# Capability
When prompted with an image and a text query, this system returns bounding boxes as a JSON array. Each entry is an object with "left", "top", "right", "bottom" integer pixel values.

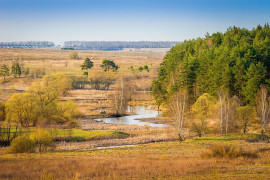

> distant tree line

[
  {"left": 0, "top": 41, "right": 55, "bottom": 48},
  {"left": 63, "top": 41, "right": 180, "bottom": 51}
]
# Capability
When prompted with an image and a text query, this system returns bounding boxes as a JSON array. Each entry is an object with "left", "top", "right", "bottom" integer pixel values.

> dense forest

[
  {"left": 153, "top": 24, "right": 270, "bottom": 106},
  {"left": 0, "top": 41, "right": 55, "bottom": 48},
  {"left": 63, "top": 41, "right": 180, "bottom": 50}
]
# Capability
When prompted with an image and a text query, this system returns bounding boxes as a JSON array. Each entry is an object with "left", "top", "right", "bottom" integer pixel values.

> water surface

[{"left": 95, "top": 106, "right": 166, "bottom": 127}]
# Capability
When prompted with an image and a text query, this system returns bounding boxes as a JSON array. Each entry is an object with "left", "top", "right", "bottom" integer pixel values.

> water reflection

[{"left": 95, "top": 106, "right": 166, "bottom": 127}]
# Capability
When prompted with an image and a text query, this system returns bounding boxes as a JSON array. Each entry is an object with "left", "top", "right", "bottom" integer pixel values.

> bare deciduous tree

[
  {"left": 89, "top": 71, "right": 116, "bottom": 90},
  {"left": 167, "top": 89, "right": 188, "bottom": 141},
  {"left": 237, "top": 106, "right": 254, "bottom": 133},
  {"left": 111, "top": 77, "right": 129, "bottom": 116},
  {"left": 218, "top": 89, "right": 230, "bottom": 134},
  {"left": 256, "top": 85, "right": 270, "bottom": 135}
]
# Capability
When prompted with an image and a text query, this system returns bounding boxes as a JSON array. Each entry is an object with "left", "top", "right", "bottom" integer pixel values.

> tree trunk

[
  {"left": 119, "top": 79, "right": 124, "bottom": 115},
  {"left": 225, "top": 98, "right": 230, "bottom": 134},
  {"left": 178, "top": 128, "right": 183, "bottom": 141},
  {"left": 219, "top": 93, "right": 224, "bottom": 134}
]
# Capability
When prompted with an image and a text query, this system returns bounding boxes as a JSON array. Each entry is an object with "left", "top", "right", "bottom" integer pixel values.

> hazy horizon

[{"left": 1, "top": 0, "right": 270, "bottom": 43}]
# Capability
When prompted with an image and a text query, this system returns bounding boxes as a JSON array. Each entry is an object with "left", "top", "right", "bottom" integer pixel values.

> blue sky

[{"left": 0, "top": 0, "right": 270, "bottom": 44}]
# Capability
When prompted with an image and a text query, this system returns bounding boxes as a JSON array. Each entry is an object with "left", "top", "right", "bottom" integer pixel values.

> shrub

[
  {"left": 7, "top": 129, "right": 56, "bottom": 153},
  {"left": 138, "top": 67, "right": 143, "bottom": 72},
  {"left": 0, "top": 101, "right": 5, "bottom": 121},
  {"left": 71, "top": 76, "right": 88, "bottom": 89},
  {"left": 30, "top": 68, "right": 46, "bottom": 79},
  {"left": 68, "top": 121, "right": 79, "bottom": 128},
  {"left": 7, "top": 135, "right": 35, "bottom": 153},
  {"left": 40, "top": 171, "right": 54, "bottom": 180},
  {"left": 112, "top": 131, "right": 129, "bottom": 138},
  {"left": 70, "top": 136, "right": 85, "bottom": 142},
  {"left": 30, "top": 129, "right": 55, "bottom": 152},
  {"left": 201, "top": 144, "right": 258, "bottom": 159},
  {"left": 69, "top": 52, "right": 80, "bottom": 59},
  {"left": 89, "top": 71, "right": 116, "bottom": 90}
]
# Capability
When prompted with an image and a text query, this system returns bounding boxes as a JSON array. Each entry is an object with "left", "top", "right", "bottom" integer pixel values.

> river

[{"left": 95, "top": 105, "right": 167, "bottom": 127}]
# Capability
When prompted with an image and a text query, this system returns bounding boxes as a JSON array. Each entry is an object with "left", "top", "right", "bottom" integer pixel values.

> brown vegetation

[
  {"left": 201, "top": 144, "right": 258, "bottom": 159},
  {"left": 1, "top": 139, "right": 270, "bottom": 179}
]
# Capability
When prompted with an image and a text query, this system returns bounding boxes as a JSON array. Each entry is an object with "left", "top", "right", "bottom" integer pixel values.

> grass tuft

[{"left": 201, "top": 144, "right": 258, "bottom": 159}]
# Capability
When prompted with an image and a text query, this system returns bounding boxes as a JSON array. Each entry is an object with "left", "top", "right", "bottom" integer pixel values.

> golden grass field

[
  {"left": 1, "top": 134, "right": 270, "bottom": 179},
  {"left": 1, "top": 48, "right": 270, "bottom": 179},
  {"left": 0, "top": 48, "right": 164, "bottom": 104},
  {"left": 0, "top": 48, "right": 164, "bottom": 76}
]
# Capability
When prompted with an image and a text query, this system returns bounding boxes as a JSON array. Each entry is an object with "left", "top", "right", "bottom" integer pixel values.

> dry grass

[
  {"left": 1, "top": 139, "right": 270, "bottom": 179},
  {"left": 0, "top": 157, "right": 219, "bottom": 179},
  {"left": 54, "top": 119, "right": 177, "bottom": 151},
  {"left": 201, "top": 144, "right": 258, "bottom": 159},
  {"left": 0, "top": 48, "right": 164, "bottom": 76},
  {"left": 2, "top": 49, "right": 270, "bottom": 179},
  {"left": 0, "top": 48, "right": 161, "bottom": 116}
]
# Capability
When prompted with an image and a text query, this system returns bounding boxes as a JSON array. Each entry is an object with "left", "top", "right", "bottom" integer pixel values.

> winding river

[{"left": 95, "top": 105, "right": 167, "bottom": 127}]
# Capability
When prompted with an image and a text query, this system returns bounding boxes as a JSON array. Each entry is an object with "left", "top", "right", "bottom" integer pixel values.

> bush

[
  {"left": 201, "top": 144, "right": 258, "bottom": 159},
  {"left": 69, "top": 52, "right": 80, "bottom": 59},
  {"left": 70, "top": 136, "right": 85, "bottom": 142},
  {"left": 30, "top": 68, "right": 46, "bottom": 79},
  {"left": 7, "top": 135, "right": 35, "bottom": 153},
  {"left": 89, "top": 71, "right": 116, "bottom": 90},
  {"left": 0, "top": 101, "right": 5, "bottom": 121},
  {"left": 40, "top": 171, "right": 54, "bottom": 180},
  {"left": 7, "top": 129, "right": 55, "bottom": 153},
  {"left": 71, "top": 76, "right": 88, "bottom": 89},
  {"left": 30, "top": 129, "right": 55, "bottom": 152},
  {"left": 68, "top": 121, "right": 79, "bottom": 128},
  {"left": 112, "top": 131, "right": 129, "bottom": 138}
]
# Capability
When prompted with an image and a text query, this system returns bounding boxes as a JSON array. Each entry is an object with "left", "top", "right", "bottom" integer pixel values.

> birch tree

[
  {"left": 111, "top": 77, "right": 128, "bottom": 116},
  {"left": 256, "top": 85, "right": 270, "bottom": 135},
  {"left": 218, "top": 89, "right": 230, "bottom": 134},
  {"left": 167, "top": 89, "right": 187, "bottom": 141}
]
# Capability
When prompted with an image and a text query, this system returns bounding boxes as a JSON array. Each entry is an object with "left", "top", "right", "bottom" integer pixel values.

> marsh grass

[
  {"left": 201, "top": 144, "right": 258, "bottom": 159},
  {"left": 0, "top": 140, "right": 270, "bottom": 179},
  {"left": 192, "top": 133, "right": 262, "bottom": 143},
  {"left": 0, "top": 48, "right": 163, "bottom": 111}
]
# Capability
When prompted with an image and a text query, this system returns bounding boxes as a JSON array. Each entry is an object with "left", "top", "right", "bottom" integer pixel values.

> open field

[
  {"left": 1, "top": 48, "right": 270, "bottom": 179},
  {"left": 0, "top": 48, "right": 163, "bottom": 108},
  {"left": 0, "top": 48, "right": 164, "bottom": 76},
  {"left": 1, "top": 0, "right": 269, "bottom": 179},
  {"left": 0, "top": 48, "right": 172, "bottom": 152},
  {"left": 1, "top": 134, "right": 270, "bottom": 179}
]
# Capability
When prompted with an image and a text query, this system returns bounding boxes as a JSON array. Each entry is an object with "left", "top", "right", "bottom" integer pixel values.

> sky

[{"left": 0, "top": 0, "right": 270, "bottom": 44}]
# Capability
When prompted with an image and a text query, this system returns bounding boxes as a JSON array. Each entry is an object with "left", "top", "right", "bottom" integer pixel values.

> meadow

[
  {"left": 1, "top": 134, "right": 270, "bottom": 179},
  {"left": 1, "top": 48, "right": 270, "bottom": 179}
]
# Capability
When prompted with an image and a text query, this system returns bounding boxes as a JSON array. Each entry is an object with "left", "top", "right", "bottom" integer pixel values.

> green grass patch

[
  {"left": 1, "top": 127, "right": 129, "bottom": 142},
  {"left": 50, "top": 129, "right": 129, "bottom": 141},
  {"left": 51, "top": 129, "right": 114, "bottom": 138},
  {"left": 191, "top": 133, "right": 261, "bottom": 143}
]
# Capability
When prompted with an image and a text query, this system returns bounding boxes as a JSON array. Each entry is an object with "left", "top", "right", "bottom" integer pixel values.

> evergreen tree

[
  {"left": 152, "top": 25, "right": 270, "bottom": 106},
  {"left": 81, "top": 58, "right": 93, "bottom": 76},
  {"left": 100, "top": 59, "right": 119, "bottom": 72},
  {"left": 243, "top": 62, "right": 266, "bottom": 104},
  {"left": 11, "top": 62, "right": 21, "bottom": 78},
  {"left": 0, "top": 64, "right": 9, "bottom": 80}
]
